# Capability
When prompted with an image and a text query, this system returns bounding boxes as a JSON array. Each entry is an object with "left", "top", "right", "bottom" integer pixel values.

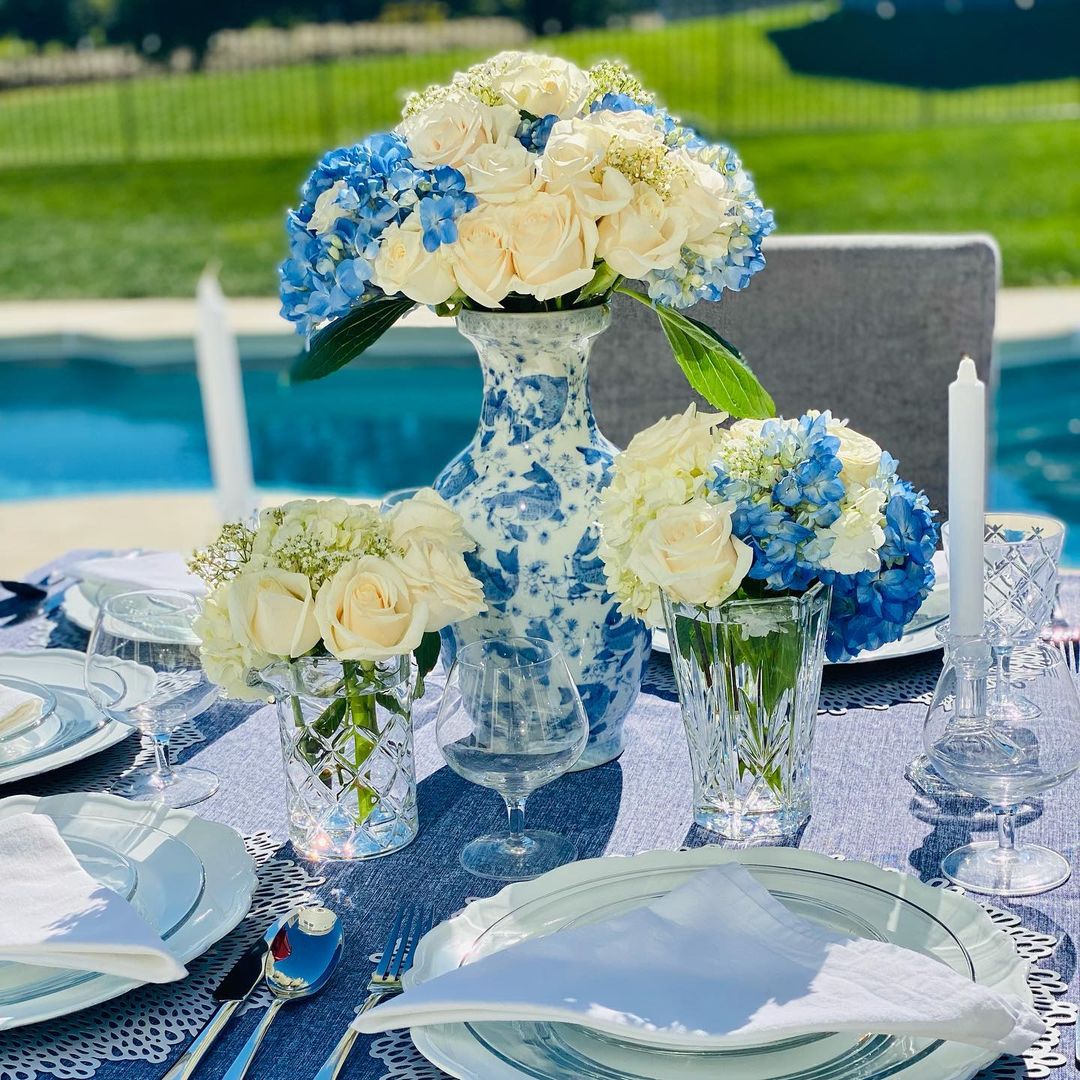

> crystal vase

[
  {"left": 434, "top": 306, "right": 651, "bottom": 770},
  {"left": 663, "top": 582, "right": 831, "bottom": 842},
  {"left": 263, "top": 656, "right": 417, "bottom": 860}
]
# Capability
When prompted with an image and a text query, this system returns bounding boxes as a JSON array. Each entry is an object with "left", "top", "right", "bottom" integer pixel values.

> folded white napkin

[
  {"left": 355, "top": 863, "right": 1045, "bottom": 1056},
  {"left": 0, "top": 685, "right": 42, "bottom": 737},
  {"left": 72, "top": 552, "right": 205, "bottom": 599},
  {"left": 0, "top": 813, "right": 187, "bottom": 983}
]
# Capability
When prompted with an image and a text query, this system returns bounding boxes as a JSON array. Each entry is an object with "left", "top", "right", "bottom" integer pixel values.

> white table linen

[{"left": 0, "top": 813, "right": 187, "bottom": 983}]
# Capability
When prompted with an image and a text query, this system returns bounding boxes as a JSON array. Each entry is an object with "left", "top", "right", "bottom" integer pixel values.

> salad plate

[
  {"left": 0, "top": 792, "right": 255, "bottom": 1029},
  {"left": 409, "top": 847, "right": 1031, "bottom": 1080},
  {"left": 0, "top": 650, "right": 131, "bottom": 784}
]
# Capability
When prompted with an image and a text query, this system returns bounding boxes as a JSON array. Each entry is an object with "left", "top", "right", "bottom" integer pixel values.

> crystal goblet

[
  {"left": 436, "top": 637, "right": 588, "bottom": 881},
  {"left": 85, "top": 590, "right": 219, "bottom": 807},
  {"left": 923, "top": 635, "right": 1080, "bottom": 895}
]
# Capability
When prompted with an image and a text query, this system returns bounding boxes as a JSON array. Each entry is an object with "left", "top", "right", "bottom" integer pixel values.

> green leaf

[
  {"left": 616, "top": 285, "right": 775, "bottom": 419},
  {"left": 375, "top": 691, "right": 408, "bottom": 718},
  {"left": 289, "top": 296, "right": 416, "bottom": 383},
  {"left": 411, "top": 631, "right": 442, "bottom": 700}
]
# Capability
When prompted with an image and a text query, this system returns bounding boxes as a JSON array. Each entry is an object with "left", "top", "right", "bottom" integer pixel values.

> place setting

[{"left": 1, "top": 44, "right": 1078, "bottom": 1080}]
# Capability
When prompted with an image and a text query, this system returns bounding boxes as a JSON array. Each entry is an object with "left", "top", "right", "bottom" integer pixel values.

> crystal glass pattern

[
  {"left": 923, "top": 635, "right": 1080, "bottom": 895},
  {"left": 263, "top": 656, "right": 416, "bottom": 860},
  {"left": 662, "top": 582, "right": 831, "bottom": 842}
]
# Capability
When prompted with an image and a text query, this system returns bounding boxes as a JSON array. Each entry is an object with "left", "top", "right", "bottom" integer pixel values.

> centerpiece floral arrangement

[
  {"left": 599, "top": 406, "right": 938, "bottom": 662},
  {"left": 598, "top": 405, "right": 938, "bottom": 840},
  {"left": 189, "top": 491, "right": 484, "bottom": 858},
  {"left": 280, "top": 49, "right": 775, "bottom": 416}
]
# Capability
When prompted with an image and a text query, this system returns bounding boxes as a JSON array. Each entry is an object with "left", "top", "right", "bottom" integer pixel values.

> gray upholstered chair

[{"left": 590, "top": 234, "right": 1000, "bottom": 517}]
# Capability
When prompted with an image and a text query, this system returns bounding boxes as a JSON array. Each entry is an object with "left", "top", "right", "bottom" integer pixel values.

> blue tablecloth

[{"left": 1, "top": 556, "right": 1076, "bottom": 1080}]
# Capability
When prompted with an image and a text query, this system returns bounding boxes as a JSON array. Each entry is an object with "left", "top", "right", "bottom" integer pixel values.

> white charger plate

[
  {"left": 0, "top": 650, "right": 131, "bottom": 785},
  {"left": 0, "top": 791, "right": 256, "bottom": 1029},
  {"left": 652, "top": 553, "right": 949, "bottom": 665},
  {"left": 408, "top": 847, "right": 1031, "bottom": 1080}
]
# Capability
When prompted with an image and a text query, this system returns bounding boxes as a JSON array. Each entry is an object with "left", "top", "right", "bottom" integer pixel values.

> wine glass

[
  {"left": 437, "top": 637, "right": 588, "bottom": 881},
  {"left": 923, "top": 634, "right": 1080, "bottom": 895},
  {"left": 85, "top": 590, "right": 220, "bottom": 808}
]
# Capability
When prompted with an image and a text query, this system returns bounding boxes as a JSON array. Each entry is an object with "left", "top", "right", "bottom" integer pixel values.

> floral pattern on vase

[{"left": 435, "top": 305, "right": 650, "bottom": 769}]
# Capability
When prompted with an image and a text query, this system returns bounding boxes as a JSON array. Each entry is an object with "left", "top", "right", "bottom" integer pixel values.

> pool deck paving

[{"left": 1, "top": 286, "right": 1077, "bottom": 576}]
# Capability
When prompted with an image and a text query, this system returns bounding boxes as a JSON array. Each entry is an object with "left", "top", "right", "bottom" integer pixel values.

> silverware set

[
  {"left": 162, "top": 902, "right": 431, "bottom": 1080},
  {"left": 313, "top": 905, "right": 434, "bottom": 1080}
]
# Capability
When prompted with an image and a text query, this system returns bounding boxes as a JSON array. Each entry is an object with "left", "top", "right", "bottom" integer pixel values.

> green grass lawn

[
  {"left": 0, "top": 117, "right": 1075, "bottom": 299},
  {"left": 1, "top": 8, "right": 1075, "bottom": 164}
]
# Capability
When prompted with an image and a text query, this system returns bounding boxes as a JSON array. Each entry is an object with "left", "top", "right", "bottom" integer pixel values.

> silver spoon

[{"left": 221, "top": 906, "right": 344, "bottom": 1080}]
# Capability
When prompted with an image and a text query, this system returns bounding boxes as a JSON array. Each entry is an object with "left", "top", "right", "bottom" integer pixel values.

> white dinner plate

[
  {"left": 60, "top": 586, "right": 99, "bottom": 633},
  {"left": 0, "top": 650, "right": 131, "bottom": 785},
  {"left": 409, "top": 847, "right": 1031, "bottom": 1080},
  {"left": 0, "top": 814, "right": 204, "bottom": 1006},
  {"left": 0, "top": 791, "right": 256, "bottom": 1029},
  {"left": 652, "top": 552, "right": 949, "bottom": 665}
]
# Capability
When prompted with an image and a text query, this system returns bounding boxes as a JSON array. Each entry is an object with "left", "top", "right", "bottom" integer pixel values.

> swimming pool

[{"left": 1, "top": 329, "right": 1077, "bottom": 563}]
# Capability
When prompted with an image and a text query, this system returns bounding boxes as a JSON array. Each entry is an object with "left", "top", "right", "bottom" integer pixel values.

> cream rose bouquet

[
  {"left": 599, "top": 406, "right": 939, "bottom": 662},
  {"left": 281, "top": 51, "right": 775, "bottom": 419},
  {"left": 189, "top": 492, "right": 484, "bottom": 819}
]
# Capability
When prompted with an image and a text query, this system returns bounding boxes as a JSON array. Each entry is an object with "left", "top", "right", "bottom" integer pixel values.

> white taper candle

[{"left": 948, "top": 356, "right": 986, "bottom": 637}]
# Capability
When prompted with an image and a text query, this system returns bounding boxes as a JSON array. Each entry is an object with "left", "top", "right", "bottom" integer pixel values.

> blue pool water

[{"left": 1, "top": 331, "right": 1077, "bottom": 563}]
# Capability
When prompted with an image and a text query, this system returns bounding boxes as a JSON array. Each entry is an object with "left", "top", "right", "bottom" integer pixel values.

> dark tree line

[{"left": 0, "top": 0, "right": 652, "bottom": 64}]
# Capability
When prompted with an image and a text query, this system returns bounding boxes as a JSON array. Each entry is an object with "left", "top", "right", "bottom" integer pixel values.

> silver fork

[
  {"left": 1054, "top": 637, "right": 1080, "bottom": 674},
  {"left": 312, "top": 904, "right": 434, "bottom": 1080}
]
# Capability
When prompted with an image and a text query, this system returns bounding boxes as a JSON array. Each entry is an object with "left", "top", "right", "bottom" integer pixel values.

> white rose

[
  {"left": 449, "top": 206, "right": 516, "bottom": 308},
  {"left": 195, "top": 586, "right": 270, "bottom": 701},
  {"left": 308, "top": 180, "right": 350, "bottom": 235},
  {"left": 397, "top": 91, "right": 519, "bottom": 169},
  {"left": 505, "top": 190, "right": 598, "bottom": 302},
  {"left": 387, "top": 487, "right": 474, "bottom": 555},
  {"left": 597, "top": 181, "right": 690, "bottom": 278},
  {"left": 227, "top": 567, "right": 321, "bottom": 659},
  {"left": 624, "top": 405, "right": 726, "bottom": 473},
  {"left": 540, "top": 115, "right": 636, "bottom": 217},
  {"left": 460, "top": 140, "right": 540, "bottom": 205},
  {"left": 827, "top": 420, "right": 884, "bottom": 489},
  {"left": 315, "top": 556, "right": 429, "bottom": 661},
  {"left": 487, "top": 52, "right": 591, "bottom": 119},
  {"left": 669, "top": 150, "right": 737, "bottom": 256},
  {"left": 626, "top": 498, "right": 752, "bottom": 614},
  {"left": 371, "top": 217, "right": 456, "bottom": 306},
  {"left": 391, "top": 543, "right": 485, "bottom": 632}
]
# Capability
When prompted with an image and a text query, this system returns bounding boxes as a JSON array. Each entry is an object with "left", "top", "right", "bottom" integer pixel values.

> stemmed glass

[
  {"left": 85, "top": 590, "right": 220, "bottom": 808},
  {"left": 437, "top": 637, "right": 588, "bottom": 881},
  {"left": 907, "top": 512, "right": 1065, "bottom": 796},
  {"left": 923, "top": 635, "right": 1080, "bottom": 895}
]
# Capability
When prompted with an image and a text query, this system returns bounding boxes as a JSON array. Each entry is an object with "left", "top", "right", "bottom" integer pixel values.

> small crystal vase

[
  {"left": 662, "top": 582, "right": 831, "bottom": 842},
  {"left": 263, "top": 656, "right": 417, "bottom": 860}
]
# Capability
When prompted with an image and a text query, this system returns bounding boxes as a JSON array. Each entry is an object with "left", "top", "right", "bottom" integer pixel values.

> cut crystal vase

[
  {"left": 263, "top": 655, "right": 417, "bottom": 860},
  {"left": 663, "top": 582, "right": 831, "bottom": 842}
]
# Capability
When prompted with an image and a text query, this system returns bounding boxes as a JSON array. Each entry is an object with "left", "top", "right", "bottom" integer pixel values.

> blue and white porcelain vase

[{"left": 435, "top": 305, "right": 650, "bottom": 769}]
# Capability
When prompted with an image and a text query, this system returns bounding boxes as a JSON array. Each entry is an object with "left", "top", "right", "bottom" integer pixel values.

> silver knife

[{"left": 161, "top": 915, "right": 288, "bottom": 1080}]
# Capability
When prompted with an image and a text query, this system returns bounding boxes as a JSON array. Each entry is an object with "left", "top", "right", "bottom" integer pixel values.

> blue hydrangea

[
  {"left": 279, "top": 132, "right": 476, "bottom": 339},
  {"left": 517, "top": 113, "right": 559, "bottom": 154},
  {"left": 712, "top": 413, "right": 939, "bottom": 661},
  {"left": 645, "top": 143, "right": 774, "bottom": 310}
]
